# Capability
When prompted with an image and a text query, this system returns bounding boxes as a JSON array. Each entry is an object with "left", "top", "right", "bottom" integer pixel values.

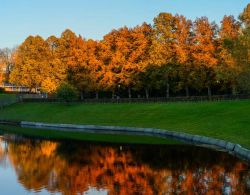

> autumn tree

[
  {"left": 122, "top": 23, "right": 153, "bottom": 98},
  {"left": 149, "top": 14, "right": 194, "bottom": 97},
  {"left": 83, "top": 39, "right": 104, "bottom": 99},
  {"left": 10, "top": 36, "right": 51, "bottom": 92},
  {"left": 149, "top": 13, "right": 176, "bottom": 98},
  {"left": 101, "top": 23, "right": 152, "bottom": 98},
  {"left": 9, "top": 35, "right": 67, "bottom": 93},
  {"left": 101, "top": 27, "right": 132, "bottom": 98},
  {"left": 41, "top": 35, "right": 68, "bottom": 93},
  {"left": 58, "top": 29, "right": 81, "bottom": 69},
  {"left": 69, "top": 38, "right": 104, "bottom": 99},
  {"left": 191, "top": 17, "right": 218, "bottom": 97},
  {"left": 217, "top": 15, "right": 241, "bottom": 95},
  {"left": 173, "top": 15, "right": 193, "bottom": 97},
  {"left": 98, "top": 38, "right": 116, "bottom": 98},
  {"left": 239, "top": 3, "right": 250, "bottom": 28},
  {"left": 62, "top": 33, "right": 88, "bottom": 98}
]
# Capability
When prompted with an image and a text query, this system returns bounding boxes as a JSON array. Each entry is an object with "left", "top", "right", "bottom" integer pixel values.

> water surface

[{"left": 0, "top": 133, "right": 249, "bottom": 194}]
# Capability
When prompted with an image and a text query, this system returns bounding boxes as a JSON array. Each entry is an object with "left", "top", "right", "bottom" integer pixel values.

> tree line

[{"left": 1, "top": 4, "right": 250, "bottom": 99}]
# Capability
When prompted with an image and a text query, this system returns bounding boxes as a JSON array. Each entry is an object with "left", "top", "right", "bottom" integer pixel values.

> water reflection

[{"left": 0, "top": 134, "right": 249, "bottom": 194}]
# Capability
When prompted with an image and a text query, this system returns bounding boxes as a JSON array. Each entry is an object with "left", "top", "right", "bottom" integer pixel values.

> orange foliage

[{"left": 8, "top": 3, "right": 250, "bottom": 96}]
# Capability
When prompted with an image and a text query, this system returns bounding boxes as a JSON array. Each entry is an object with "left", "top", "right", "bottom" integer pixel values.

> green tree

[
  {"left": 216, "top": 15, "right": 241, "bottom": 95},
  {"left": 233, "top": 28, "right": 250, "bottom": 93},
  {"left": 56, "top": 82, "right": 78, "bottom": 102}
]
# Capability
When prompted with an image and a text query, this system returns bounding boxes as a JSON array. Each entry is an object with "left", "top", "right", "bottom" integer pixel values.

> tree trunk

[
  {"left": 80, "top": 91, "right": 84, "bottom": 100},
  {"left": 166, "top": 83, "right": 170, "bottom": 98},
  {"left": 207, "top": 86, "right": 212, "bottom": 99},
  {"left": 145, "top": 88, "right": 149, "bottom": 99},
  {"left": 95, "top": 91, "right": 99, "bottom": 99},
  {"left": 112, "top": 91, "right": 115, "bottom": 99},
  {"left": 232, "top": 84, "right": 237, "bottom": 96},
  {"left": 128, "top": 87, "right": 131, "bottom": 99},
  {"left": 185, "top": 86, "right": 189, "bottom": 97}
]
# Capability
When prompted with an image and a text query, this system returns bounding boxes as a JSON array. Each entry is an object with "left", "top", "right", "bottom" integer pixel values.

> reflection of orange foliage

[
  {"left": 0, "top": 137, "right": 4, "bottom": 161},
  {"left": 3, "top": 137, "right": 250, "bottom": 195},
  {"left": 40, "top": 142, "right": 57, "bottom": 157}
]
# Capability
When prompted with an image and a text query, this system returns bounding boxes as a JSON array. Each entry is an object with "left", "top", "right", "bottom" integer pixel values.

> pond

[{"left": 0, "top": 132, "right": 249, "bottom": 195}]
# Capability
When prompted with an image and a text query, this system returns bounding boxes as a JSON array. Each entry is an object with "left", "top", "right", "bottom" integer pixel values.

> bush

[
  {"left": 237, "top": 70, "right": 250, "bottom": 93},
  {"left": 56, "top": 83, "right": 78, "bottom": 103},
  {"left": 0, "top": 87, "right": 5, "bottom": 93}
]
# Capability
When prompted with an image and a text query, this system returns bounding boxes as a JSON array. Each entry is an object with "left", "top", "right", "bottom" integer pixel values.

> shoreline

[{"left": 0, "top": 119, "right": 249, "bottom": 163}]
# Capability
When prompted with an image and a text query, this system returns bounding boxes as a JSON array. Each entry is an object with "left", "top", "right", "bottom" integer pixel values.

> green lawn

[
  {"left": 0, "top": 100, "right": 249, "bottom": 148},
  {"left": 0, "top": 93, "right": 16, "bottom": 101}
]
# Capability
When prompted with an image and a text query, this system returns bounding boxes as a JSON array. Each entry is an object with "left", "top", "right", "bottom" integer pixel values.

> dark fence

[
  {"left": 0, "top": 96, "right": 20, "bottom": 109},
  {"left": 21, "top": 94, "right": 250, "bottom": 103}
]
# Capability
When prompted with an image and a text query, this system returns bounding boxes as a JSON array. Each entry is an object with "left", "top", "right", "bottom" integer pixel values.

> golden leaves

[{"left": 8, "top": 4, "right": 250, "bottom": 95}]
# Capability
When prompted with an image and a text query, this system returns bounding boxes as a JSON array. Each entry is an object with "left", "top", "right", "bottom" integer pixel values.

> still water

[{"left": 0, "top": 133, "right": 249, "bottom": 195}]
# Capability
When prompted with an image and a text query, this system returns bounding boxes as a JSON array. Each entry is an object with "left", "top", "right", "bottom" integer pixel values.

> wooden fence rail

[{"left": 20, "top": 94, "right": 250, "bottom": 103}]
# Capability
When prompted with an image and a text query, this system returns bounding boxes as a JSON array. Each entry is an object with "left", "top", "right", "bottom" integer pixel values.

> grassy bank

[
  {"left": 0, "top": 125, "right": 181, "bottom": 145},
  {"left": 0, "top": 100, "right": 249, "bottom": 147},
  {"left": 0, "top": 93, "right": 16, "bottom": 101}
]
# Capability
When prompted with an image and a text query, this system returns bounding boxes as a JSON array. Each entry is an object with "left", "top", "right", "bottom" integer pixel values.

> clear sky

[{"left": 0, "top": 0, "right": 249, "bottom": 48}]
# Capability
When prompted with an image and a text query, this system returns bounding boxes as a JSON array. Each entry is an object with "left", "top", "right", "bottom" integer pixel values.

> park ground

[
  {"left": 0, "top": 93, "right": 16, "bottom": 101},
  {"left": 0, "top": 99, "right": 249, "bottom": 148}
]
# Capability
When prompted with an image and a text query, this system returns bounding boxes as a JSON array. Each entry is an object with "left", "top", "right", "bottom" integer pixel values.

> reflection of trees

[
  {"left": 0, "top": 136, "right": 8, "bottom": 167},
  {"left": 0, "top": 137, "right": 5, "bottom": 164},
  {"left": 7, "top": 138, "right": 63, "bottom": 193},
  {"left": 3, "top": 137, "right": 250, "bottom": 195},
  {"left": 132, "top": 145, "right": 250, "bottom": 194}
]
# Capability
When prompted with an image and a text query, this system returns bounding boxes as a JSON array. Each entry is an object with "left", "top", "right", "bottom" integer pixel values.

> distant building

[{"left": 0, "top": 83, "right": 30, "bottom": 93}]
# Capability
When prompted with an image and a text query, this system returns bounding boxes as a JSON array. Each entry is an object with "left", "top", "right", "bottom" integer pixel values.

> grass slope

[
  {"left": 0, "top": 125, "right": 181, "bottom": 145},
  {"left": 0, "top": 93, "right": 16, "bottom": 101},
  {"left": 0, "top": 100, "right": 249, "bottom": 147}
]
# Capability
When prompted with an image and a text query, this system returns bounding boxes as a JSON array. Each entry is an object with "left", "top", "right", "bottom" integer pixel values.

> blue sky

[{"left": 0, "top": 0, "right": 249, "bottom": 48}]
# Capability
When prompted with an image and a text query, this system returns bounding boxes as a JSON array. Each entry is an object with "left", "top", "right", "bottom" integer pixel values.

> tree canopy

[{"left": 7, "top": 3, "right": 250, "bottom": 98}]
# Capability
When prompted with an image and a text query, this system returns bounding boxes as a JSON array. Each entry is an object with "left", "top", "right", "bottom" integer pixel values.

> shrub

[
  {"left": 56, "top": 83, "right": 78, "bottom": 103},
  {"left": 0, "top": 87, "right": 5, "bottom": 93}
]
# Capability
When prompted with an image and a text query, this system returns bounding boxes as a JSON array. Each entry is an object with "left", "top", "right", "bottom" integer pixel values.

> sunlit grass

[{"left": 0, "top": 100, "right": 249, "bottom": 148}]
